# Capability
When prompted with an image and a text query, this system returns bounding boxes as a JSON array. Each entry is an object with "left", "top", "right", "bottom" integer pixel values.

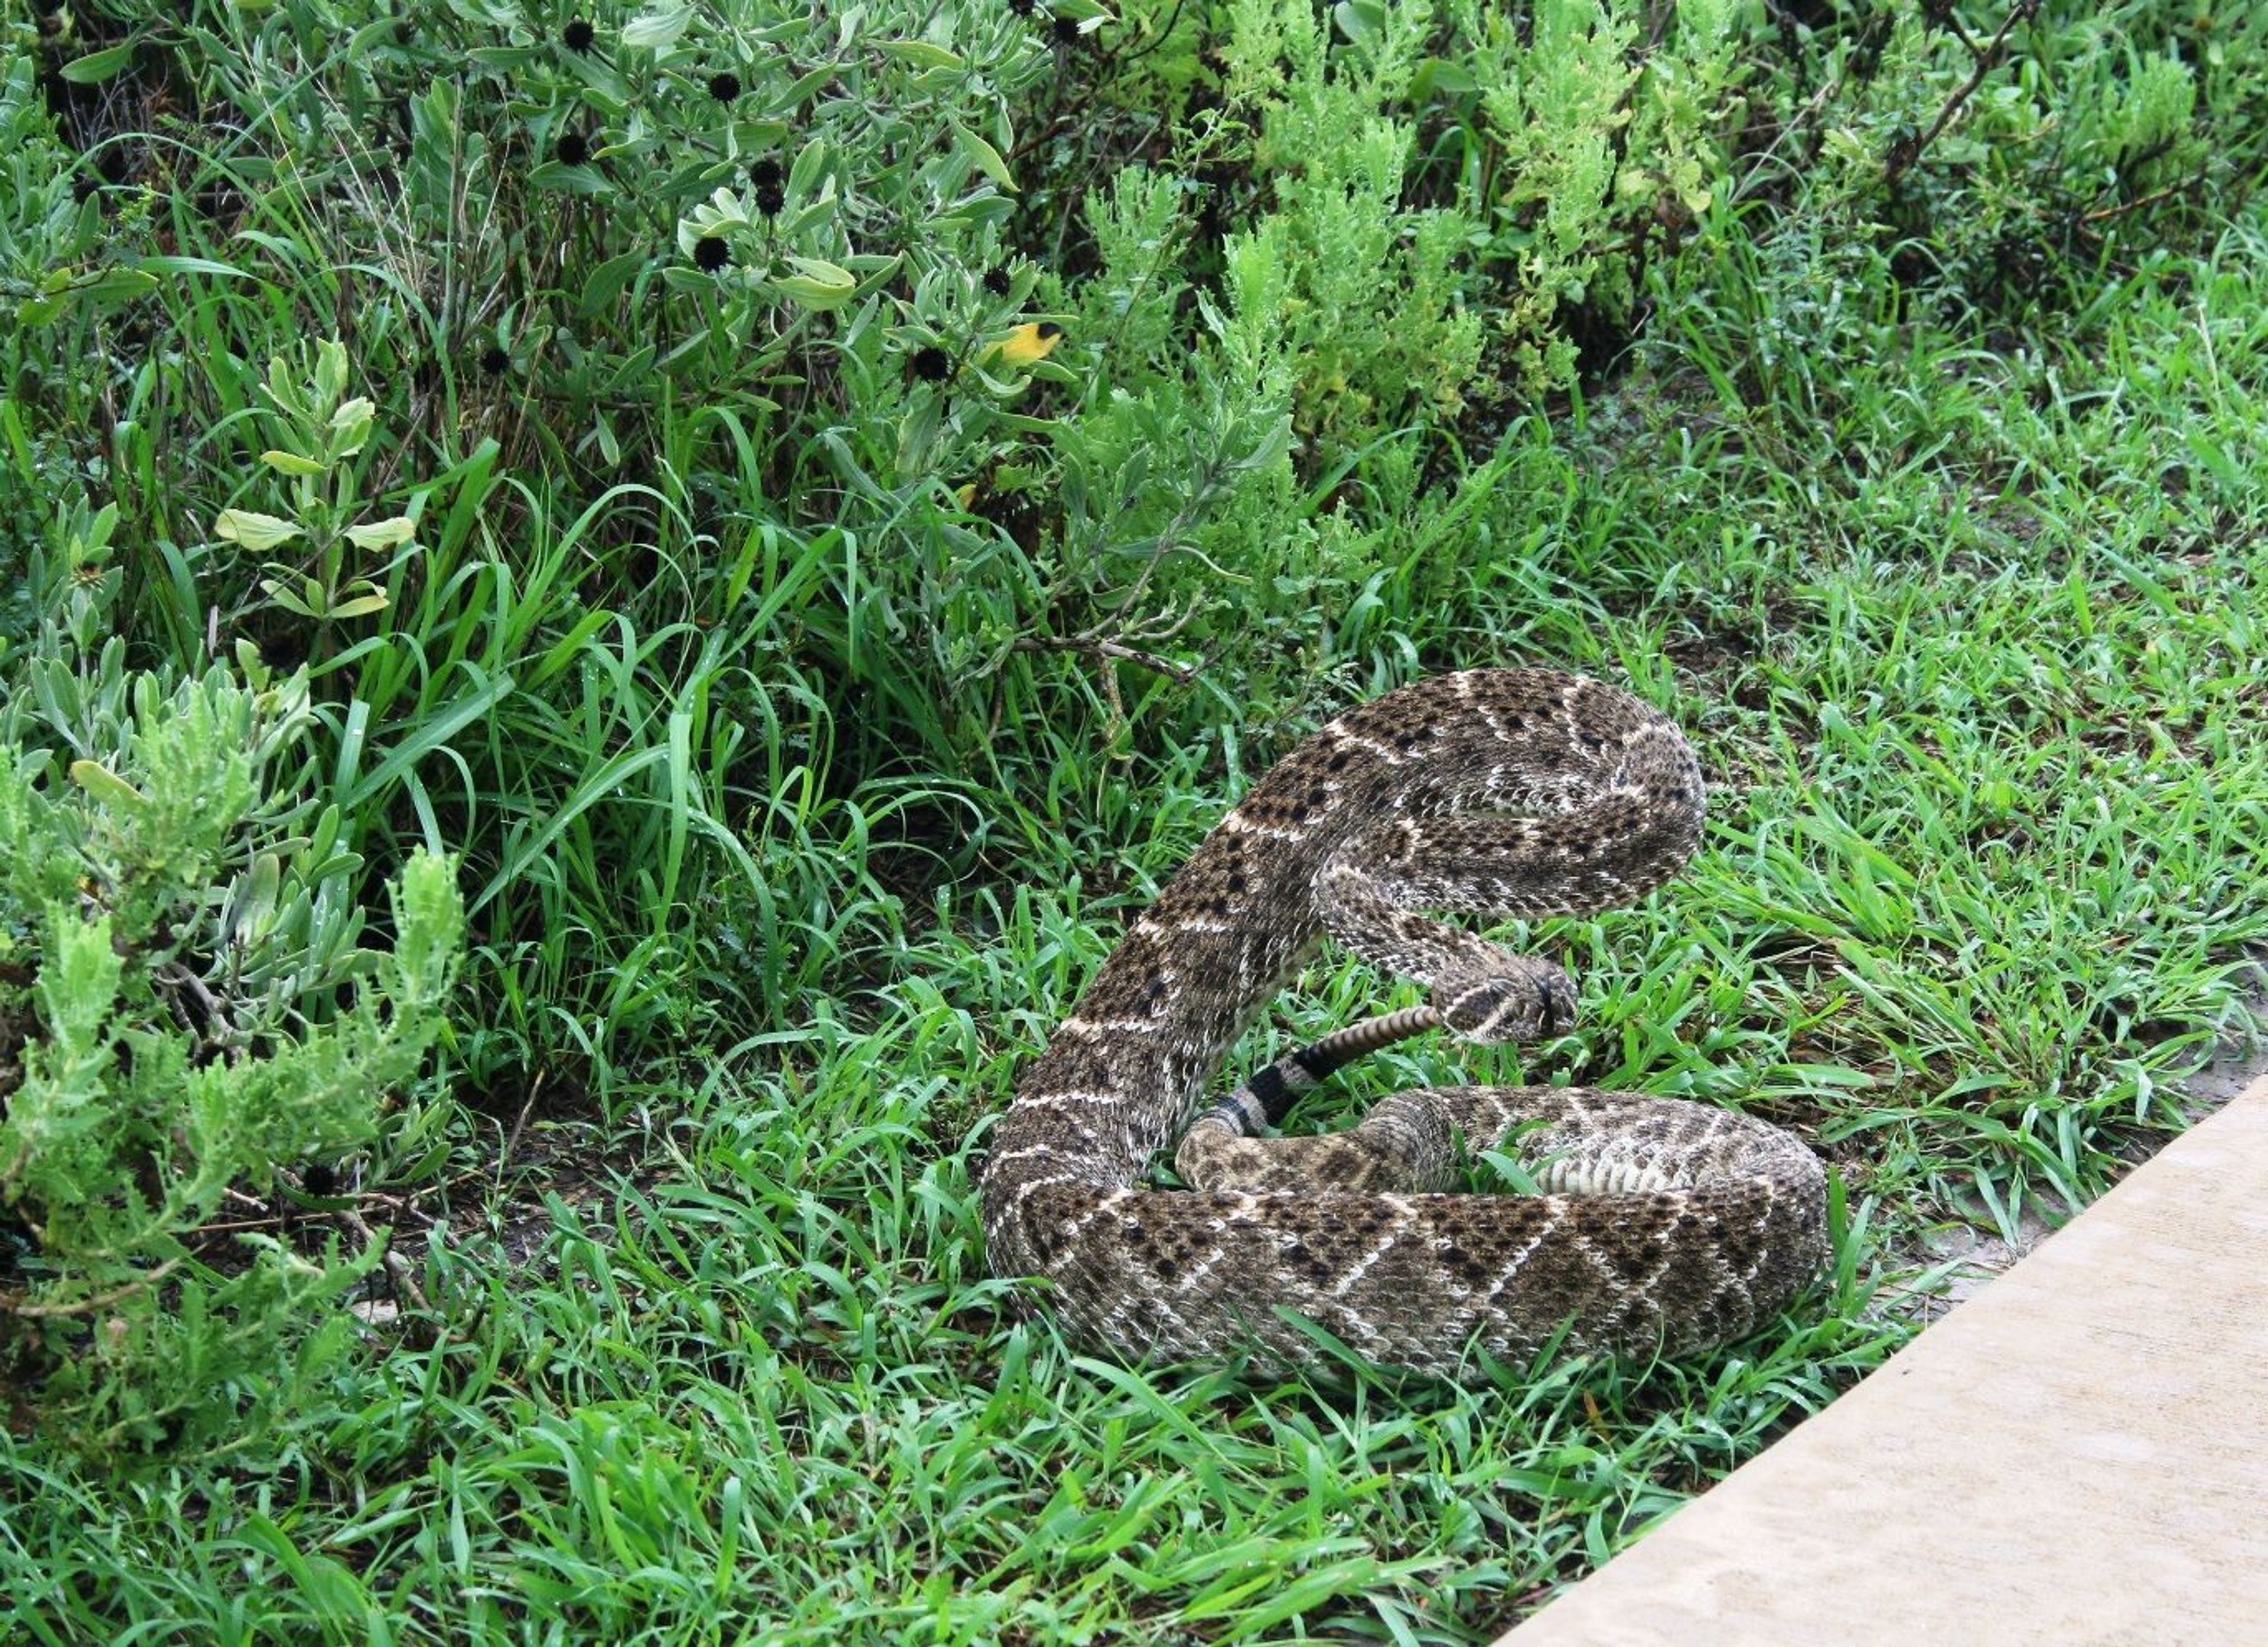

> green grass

[
  {"left": 8, "top": 1, "right": 2268, "bottom": 1640},
  {"left": 15, "top": 217, "right": 2268, "bottom": 1638}
]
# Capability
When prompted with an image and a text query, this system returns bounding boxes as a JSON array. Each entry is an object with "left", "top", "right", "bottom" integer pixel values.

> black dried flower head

[
  {"left": 556, "top": 131, "right": 590, "bottom": 165},
  {"left": 750, "top": 157, "right": 787, "bottom": 214},
  {"left": 708, "top": 70, "right": 742, "bottom": 102},
  {"left": 562, "top": 17, "right": 594, "bottom": 50},
  {"left": 1050, "top": 14, "right": 1082, "bottom": 44},
  {"left": 1007, "top": 0, "right": 1036, "bottom": 14},
  {"left": 911, "top": 347, "right": 951, "bottom": 382},
  {"left": 983, "top": 267, "right": 1014, "bottom": 295},
  {"left": 480, "top": 346, "right": 511, "bottom": 375},
  {"left": 693, "top": 235, "right": 731, "bottom": 271}
]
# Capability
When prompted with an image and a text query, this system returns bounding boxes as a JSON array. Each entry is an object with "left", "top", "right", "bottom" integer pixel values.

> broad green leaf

[
  {"left": 314, "top": 340, "right": 348, "bottom": 406},
  {"left": 328, "top": 396, "right": 375, "bottom": 457},
  {"left": 60, "top": 42, "right": 139, "bottom": 83},
  {"left": 773, "top": 256, "right": 856, "bottom": 310},
  {"left": 344, "top": 516, "right": 417, "bottom": 551},
  {"left": 261, "top": 450, "right": 330, "bottom": 477},
  {"left": 953, "top": 124, "right": 1018, "bottom": 193},
  {"left": 215, "top": 509, "right": 303, "bottom": 551},
  {"left": 74, "top": 268, "right": 159, "bottom": 308},
  {"left": 136, "top": 255, "right": 252, "bottom": 278},
  {"left": 264, "top": 355, "right": 304, "bottom": 418},
  {"left": 258, "top": 577, "right": 320, "bottom": 618},
  {"left": 1333, "top": 0, "right": 1385, "bottom": 49},
  {"left": 621, "top": 2, "right": 692, "bottom": 50},
  {"left": 228, "top": 852, "right": 283, "bottom": 946},
  {"left": 69, "top": 760, "right": 149, "bottom": 810},
  {"left": 876, "top": 40, "right": 964, "bottom": 69}
]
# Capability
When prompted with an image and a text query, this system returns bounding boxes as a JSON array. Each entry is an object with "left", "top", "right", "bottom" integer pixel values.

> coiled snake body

[{"left": 979, "top": 670, "right": 1825, "bottom": 1378}]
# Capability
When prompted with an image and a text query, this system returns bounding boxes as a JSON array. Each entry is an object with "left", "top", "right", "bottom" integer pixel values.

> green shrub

[
  {"left": 12, "top": 0, "right": 2259, "bottom": 1121},
  {"left": 31, "top": 0, "right": 1078, "bottom": 773},
  {"left": 0, "top": 39, "right": 162, "bottom": 637},
  {"left": 1805, "top": 0, "right": 2250, "bottom": 310},
  {"left": 1214, "top": 0, "right": 1485, "bottom": 436},
  {"left": 964, "top": 0, "right": 1752, "bottom": 705},
  {"left": 1452, "top": 0, "right": 1746, "bottom": 389},
  {"left": 1657, "top": 0, "right": 2260, "bottom": 425},
  {"left": 0, "top": 643, "right": 463, "bottom": 1457}
]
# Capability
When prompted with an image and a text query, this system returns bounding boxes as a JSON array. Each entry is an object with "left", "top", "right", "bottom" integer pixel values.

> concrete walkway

[{"left": 1501, "top": 1074, "right": 2268, "bottom": 1647}]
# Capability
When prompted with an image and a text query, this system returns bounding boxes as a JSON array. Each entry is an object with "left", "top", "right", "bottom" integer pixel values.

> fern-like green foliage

[
  {"left": 0, "top": 655, "right": 463, "bottom": 1457},
  {"left": 1216, "top": 0, "right": 1487, "bottom": 437}
]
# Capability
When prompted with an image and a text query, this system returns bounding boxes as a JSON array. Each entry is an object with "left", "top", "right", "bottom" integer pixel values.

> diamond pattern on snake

[{"left": 977, "top": 669, "right": 1826, "bottom": 1379}]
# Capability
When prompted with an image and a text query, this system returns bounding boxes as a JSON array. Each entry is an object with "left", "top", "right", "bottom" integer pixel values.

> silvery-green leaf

[{"left": 215, "top": 509, "right": 303, "bottom": 551}]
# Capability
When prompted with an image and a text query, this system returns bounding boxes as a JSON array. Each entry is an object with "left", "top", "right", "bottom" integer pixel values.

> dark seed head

[
  {"left": 562, "top": 18, "right": 594, "bottom": 50},
  {"left": 753, "top": 184, "right": 785, "bottom": 216},
  {"left": 708, "top": 70, "right": 742, "bottom": 102},
  {"left": 983, "top": 267, "right": 1012, "bottom": 295},
  {"left": 750, "top": 156, "right": 784, "bottom": 187},
  {"left": 911, "top": 347, "right": 951, "bottom": 382},
  {"left": 693, "top": 235, "right": 731, "bottom": 271},
  {"left": 1008, "top": 0, "right": 1035, "bottom": 14},
  {"left": 1050, "top": 14, "right": 1082, "bottom": 43},
  {"left": 556, "top": 131, "right": 589, "bottom": 165},
  {"left": 480, "top": 346, "right": 511, "bottom": 375}
]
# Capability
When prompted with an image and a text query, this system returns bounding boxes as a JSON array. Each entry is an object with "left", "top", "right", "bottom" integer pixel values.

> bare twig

[
  {"left": 4, "top": 1259, "right": 183, "bottom": 1319},
  {"left": 1012, "top": 634, "right": 1204, "bottom": 683},
  {"left": 498, "top": 1068, "right": 548, "bottom": 1179},
  {"left": 2081, "top": 180, "right": 2194, "bottom": 225},
  {"left": 337, "top": 1202, "right": 429, "bottom": 1314}
]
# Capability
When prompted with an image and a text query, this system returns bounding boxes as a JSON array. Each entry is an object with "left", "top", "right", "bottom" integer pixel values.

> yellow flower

[{"left": 980, "top": 322, "right": 1064, "bottom": 370}]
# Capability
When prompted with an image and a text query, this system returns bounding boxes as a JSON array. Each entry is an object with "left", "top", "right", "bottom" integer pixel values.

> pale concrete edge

[{"left": 1488, "top": 1069, "right": 2268, "bottom": 1644}]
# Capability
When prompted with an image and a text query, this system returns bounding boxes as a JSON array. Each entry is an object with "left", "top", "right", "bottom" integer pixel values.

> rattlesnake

[{"left": 977, "top": 669, "right": 1826, "bottom": 1379}]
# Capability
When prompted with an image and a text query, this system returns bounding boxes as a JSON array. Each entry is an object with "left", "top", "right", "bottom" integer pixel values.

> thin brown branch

[
  {"left": 4, "top": 1259, "right": 183, "bottom": 1319},
  {"left": 2081, "top": 181, "right": 2192, "bottom": 225},
  {"left": 498, "top": 1068, "right": 548, "bottom": 1179},
  {"left": 336, "top": 1203, "right": 429, "bottom": 1314},
  {"left": 1012, "top": 634, "right": 1204, "bottom": 683},
  {"left": 1885, "top": 0, "right": 2041, "bottom": 187}
]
